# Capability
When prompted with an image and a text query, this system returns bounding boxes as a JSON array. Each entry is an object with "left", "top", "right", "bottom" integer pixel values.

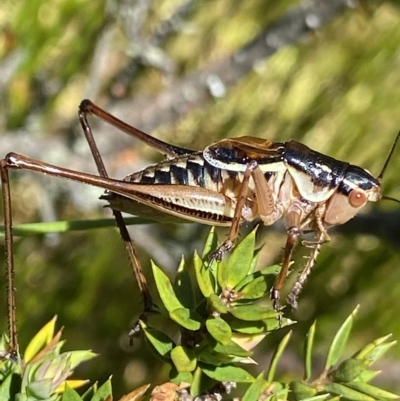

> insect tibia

[{"left": 287, "top": 235, "right": 322, "bottom": 308}]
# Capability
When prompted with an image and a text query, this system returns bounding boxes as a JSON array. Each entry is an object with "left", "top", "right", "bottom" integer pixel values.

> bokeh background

[{"left": 1, "top": 0, "right": 400, "bottom": 397}]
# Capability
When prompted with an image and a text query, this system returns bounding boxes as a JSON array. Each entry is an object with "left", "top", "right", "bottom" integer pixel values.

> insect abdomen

[{"left": 126, "top": 152, "right": 238, "bottom": 193}]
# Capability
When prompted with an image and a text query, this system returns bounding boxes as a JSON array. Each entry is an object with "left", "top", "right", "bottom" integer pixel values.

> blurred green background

[{"left": 1, "top": 0, "right": 400, "bottom": 397}]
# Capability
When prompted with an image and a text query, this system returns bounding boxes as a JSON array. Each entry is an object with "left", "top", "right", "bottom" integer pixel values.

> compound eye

[{"left": 349, "top": 188, "right": 368, "bottom": 207}]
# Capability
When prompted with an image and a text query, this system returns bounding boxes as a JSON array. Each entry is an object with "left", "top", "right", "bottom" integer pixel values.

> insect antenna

[
  {"left": 376, "top": 131, "right": 400, "bottom": 203},
  {"left": 381, "top": 195, "right": 400, "bottom": 204},
  {"left": 377, "top": 130, "right": 400, "bottom": 181}
]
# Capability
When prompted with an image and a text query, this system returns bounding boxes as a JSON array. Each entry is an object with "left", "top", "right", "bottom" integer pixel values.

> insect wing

[{"left": 106, "top": 182, "right": 235, "bottom": 226}]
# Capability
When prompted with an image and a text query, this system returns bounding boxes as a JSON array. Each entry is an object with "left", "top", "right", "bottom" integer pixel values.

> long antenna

[
  {"left": 382, "top": 195, "right": 400, "bottom": 204},
  {"left": 377, "top": 131, "right": 400, "bottom": 181}
]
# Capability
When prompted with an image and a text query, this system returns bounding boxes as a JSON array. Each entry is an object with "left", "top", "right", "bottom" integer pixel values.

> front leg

[
  {"left": 271, "top": 220, "right": 301, "bottom": 311},
  {"left": 270, "top": 200, "right": 315, "bottom": 311}
]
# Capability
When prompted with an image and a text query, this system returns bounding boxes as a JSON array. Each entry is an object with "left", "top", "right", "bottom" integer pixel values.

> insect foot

[{"left": 209, "top": 239, "right": 235, "bottom": 263}]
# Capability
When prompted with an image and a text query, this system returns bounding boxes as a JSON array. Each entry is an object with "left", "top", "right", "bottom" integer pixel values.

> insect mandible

[{"left": 1, "top": 100, "right": 398, "bottom": 358}]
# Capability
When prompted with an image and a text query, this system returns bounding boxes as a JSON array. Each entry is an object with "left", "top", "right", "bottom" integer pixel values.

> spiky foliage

[{"left": 1, "top": 229, "right": 398, "bottom": 400}]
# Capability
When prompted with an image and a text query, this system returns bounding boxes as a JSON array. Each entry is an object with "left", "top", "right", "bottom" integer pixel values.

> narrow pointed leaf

[
  {"left": 345, "top": 381, "right": 399, "bottom": 399},
  {"left": 202, "top": 228, "right": 219, "bottom": 259},
  {"left": 234, "top": 265, "right": 280, "bottom": 292},
  {"left": 324, "top": 383, "right": 374, "bottom": 401},
  {"left": 300, "top": 395, "right": 330, "bottom": 401},
  {"left": 218, "top": 229, "right": 256, "bottom": 289},
  {"left": 119, "top": 384, "right": 151, "bottom": 401},
  {"left": 24, "top": 316, "right": 57, "bottom": 363},
  {"left": 332, "top": 358, "right": 368, "bottom": 382},
  {"left": 0, "top": 217, "right": 153, "bottom": 236},
  {"left": 210, "top": 339, "right": 252, "bottom": 357},
  {"left": 61, "top": 380, "right": 90, "bottom": 391},
  {"left": 354, "top": 335, "right": 395, "bottom": 364},
  {"left": 326, "top": 305, "right": 359, "bottom": 369},
  {"left": 91, "top": 378, "right": 113, "bottom": 401},
  {"left": 200, "top": 363, "right": 254, "bottom": 382},
  {"left": 152, "top": 262, "right": 184, "bottom": 312},
  {"left": 354, "top": 334, "right": 392, "bottom": 358},
  {"left": 354, "top": 369, "right": 379, "bottom": 382},
  {"left": 239, "top": 276, "right": 270, "bottom": 300},
  {"left": 304, "top": 321, "right": 316, "bottom": 381},
  {"left": 267, "top": 331, "right": 292, "bottom": 382},
  {"left": 169, "top": 308, "right": 202, "bottom": 330},
  {"left": 191, "top": 367, "right": 202, "bottom": 397},
  {"left": 231, "top": 332, "right": 267, "bottom": 351},
  {"left": 193, "top": 251, "right": 215, "bottom": 298},
  {"left": 69, "top": 350, "right": 97, "bottom": 370},
  {"left": 141, "top": 322, "right": 174, "bottom": 357},
  {"left": 174, "top": 257, "right": 196, "bottom": 309},
  {"left": 61, "top": 384, "right": 82, "bottom": 401},
  {"left": 243, "top": 372, "right": 265, "bottom": 401}
]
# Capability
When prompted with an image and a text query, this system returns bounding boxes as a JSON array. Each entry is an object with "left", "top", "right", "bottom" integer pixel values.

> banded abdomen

[{"left": 104, "top": 151, "right": 285, "bottom": 226}]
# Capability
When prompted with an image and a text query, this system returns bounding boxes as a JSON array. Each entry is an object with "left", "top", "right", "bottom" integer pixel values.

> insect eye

[{"left": 349, "top": 188, "right": 368, "bottom": 207}]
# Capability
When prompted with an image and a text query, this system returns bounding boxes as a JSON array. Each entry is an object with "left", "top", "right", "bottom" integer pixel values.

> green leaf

[
  {"left": 231, "top": 332, "right": 267, "bottom": 352},
  {"left": 234, "top": 265, "right": 280, "bottom": 291},
  {"left": 299, "top": 395, "right": 330, "bottom": 401},
  {"left": 304, "top": 321, "right": 316, "bottom": 381},
  {"left": 193, "top": 251, "right": 215, "bottom": 298},
  {"left": 141, "top": 322, "right": 174, "bottom": 357},
  {"left": 218, "top": 228, "right": 256, "bottom": 289},
  {"left": 0, "top": 372, "right": 14, "bottom": 400},
  {"left": 0, "top": 216, "right": 154, "bottom": 236},
  {"left": 196, "top": 349, "right": 234, "bottom": 366},
  {"left": 169, "top": 369, "right": 193, "bottom": 385},
  {"left": 174, "top": 257, "right": 196, "bottom": 309},
  {"left": 200, "top": 363, "right": 254, "bottom": 382},
  {"left": 202, "top": 227, "right": 219, "bottom": 260},
  {"left": 354, "top": 369, "right": 379, "bottom": 382},
  {"left": 171, "top": 346, "right": 197, "bottom": 372},
  {"left": 208, "top": 293, "right": 228, "bottom": 313},
  {"left": 62, "top": 384, "right": 82, "bottom": 401},
  {"left": 267, "top": 331, "right": 292, "bottom": 382},
  {"left": 324, "top": 383, "right": 375, "bottom": 401},
  {"left": 326, "top": 305, "right": 359, "bottom": 369},
  {"left": 345, "top": 381, "right": 399, "bottom": 399},
  {"left": 231, "top": 304, "right": 277, "bottom": 321},
  {"left": 230, "top": 317, "right": 294, "bottom": 334},
  {"left": 90, "top": 378, "right": 113, "bottom": 401},
  {"left": 332, "top": 358, "right": 368, "bottom": 382},
  {"left": 169, "top": 308, "right": 202, "bottom": 330},
  {"left": 238, "top": 275, "right": 269, "bottom": 300},
  {"left": 27, "top": 378, "right": 53, "bottom": 399},
  {"left": 24, "top": 316, "right": 57, "bottom": 363},
  {"left": 191, "top": 367, "right": 202, "bottom": 397},
  {"left": 354, "top": 334, "right": 395, "bottom": 364},
  {"left": 288, "top": 381, "right": 317, "bottom": 401},
  {"left": 210, "top": 338, "right": 252, "bottom": 357},
  {"left": 243, "top": 372, "right": 265, "bottom": 401},
  {"left": 152, "top": 261, "right": 184, "bottom": 312},
  {"left": 69, "top": 350, "right": 97, "bottom": 370},
  {"left": 206, "top": 317, "right": 232, "bottom": 345}
]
